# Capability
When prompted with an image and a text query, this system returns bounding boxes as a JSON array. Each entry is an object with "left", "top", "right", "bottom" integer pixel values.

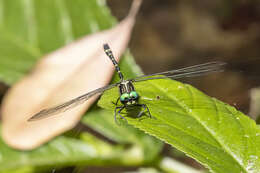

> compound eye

[
  {"left": 120, "top": 93, "right": 130, "bottom": 102},
  {"left": 130, "top": 91, "right": 139, "bottom": 99}
]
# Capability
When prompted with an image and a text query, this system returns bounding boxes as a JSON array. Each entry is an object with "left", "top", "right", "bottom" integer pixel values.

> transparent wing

[
  {"left": 131, "top": 61, "right": 226, "bottom": 82},
  {"left": 28, "top": 83, "right": 119, "bottom": 121}
]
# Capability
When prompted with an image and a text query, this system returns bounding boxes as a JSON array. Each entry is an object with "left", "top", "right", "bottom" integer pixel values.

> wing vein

[{"left": 28, "top": 83, "right": 118, "bottom": 121}]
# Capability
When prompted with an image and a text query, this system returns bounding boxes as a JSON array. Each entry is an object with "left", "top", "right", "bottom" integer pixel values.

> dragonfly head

[{"left": 120, "top": 91, "right": 139, "bottom": 105}]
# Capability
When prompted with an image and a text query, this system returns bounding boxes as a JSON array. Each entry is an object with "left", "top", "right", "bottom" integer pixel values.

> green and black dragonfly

[{"left": 28, "top": 44, "right": 226, "bottom": 123}]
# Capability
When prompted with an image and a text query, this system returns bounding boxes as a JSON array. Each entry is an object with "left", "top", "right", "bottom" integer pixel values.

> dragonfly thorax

[{"left": 119, "top": 81, "right": 139, "bottom": 105}]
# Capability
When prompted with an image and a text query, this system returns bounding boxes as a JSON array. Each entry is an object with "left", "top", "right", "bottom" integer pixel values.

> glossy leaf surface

[{"left": 99, "top": 78, "right": 260, "bottom": 173}]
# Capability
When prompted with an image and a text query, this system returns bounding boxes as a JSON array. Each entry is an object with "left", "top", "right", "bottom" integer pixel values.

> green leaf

[
  {"left": 0, "top": 167, "right": 35, "bottom": 173},
  {"left": 0, "top": 0, "right": 115, "bottom": 85},
  {"left": 98, "top": 78, "right": 260, "bottom": 173},
  {"left": 0, "top": 130, "right": 146, "bottom": 172},
  {"left": 82, "top": 108, "right": 163, "bottom": 164}
]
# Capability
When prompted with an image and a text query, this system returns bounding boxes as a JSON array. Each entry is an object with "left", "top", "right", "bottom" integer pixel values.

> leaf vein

[{"left": 149, "top": 80, "right": 247, "bottom": 172}]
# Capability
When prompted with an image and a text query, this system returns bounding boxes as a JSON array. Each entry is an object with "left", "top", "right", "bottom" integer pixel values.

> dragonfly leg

[
  {"left": 114, "top": 106, "right": 126, "bottom": 124},
  {"left": 118, "top": 106, "right": 127, "bottom": 122},
  {"left": 112, "top": 97, "right": 120, "bottom": 105},
  {"left": 145, "top": 104, "right": 152, "bottom": 118},
  {"left": 136, "top": 104, "right": 151, "bottom": 118}
]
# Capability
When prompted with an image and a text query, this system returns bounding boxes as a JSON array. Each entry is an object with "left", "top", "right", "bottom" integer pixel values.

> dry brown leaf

[{"left": 1, "top": 0, "right": 142, "bottom": 150}]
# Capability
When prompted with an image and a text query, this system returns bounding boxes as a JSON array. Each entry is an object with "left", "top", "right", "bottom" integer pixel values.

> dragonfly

[{"left": 28, "top": 44, "right": 226, "bottom": 124}]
